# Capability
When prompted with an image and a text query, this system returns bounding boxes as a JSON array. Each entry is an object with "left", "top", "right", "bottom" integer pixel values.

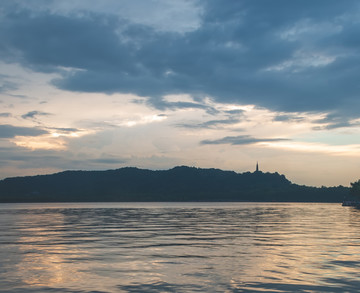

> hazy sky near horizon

[{"left": 1, "top": 0, "right": 360, "bottom": 187}]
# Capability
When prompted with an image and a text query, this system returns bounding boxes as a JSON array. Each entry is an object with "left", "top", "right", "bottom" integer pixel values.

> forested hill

[{"left": 0, "top": 166, "right": 348, "bottom": 203}]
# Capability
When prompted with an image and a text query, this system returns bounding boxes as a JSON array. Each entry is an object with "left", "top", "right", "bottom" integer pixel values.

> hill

[{"left": 0, "top": 166, "right": 348, "bottom": 203}]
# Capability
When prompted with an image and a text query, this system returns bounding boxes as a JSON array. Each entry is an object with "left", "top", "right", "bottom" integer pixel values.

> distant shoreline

[{"left": 0, "top": 166, "right": 349, "bottom": 203}]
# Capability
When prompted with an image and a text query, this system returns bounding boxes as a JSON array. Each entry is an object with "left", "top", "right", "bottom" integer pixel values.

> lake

[{"left": 0, "top": 202, "right": 360, "bottom": 292}]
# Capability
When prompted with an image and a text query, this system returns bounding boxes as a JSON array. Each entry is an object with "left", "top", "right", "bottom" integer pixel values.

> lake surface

[{"left": 1, "top": 202, "right": 360, "bottom": 292}]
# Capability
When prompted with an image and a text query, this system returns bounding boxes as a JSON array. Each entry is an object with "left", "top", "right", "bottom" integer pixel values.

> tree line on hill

[{"left": 0, "top": 166, "right": 349, "bottom": 203}]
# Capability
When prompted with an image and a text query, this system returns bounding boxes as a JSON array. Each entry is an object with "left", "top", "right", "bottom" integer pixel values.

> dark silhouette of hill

[{"left": 0, "top": 166, "right": 348, "bottom": 203}]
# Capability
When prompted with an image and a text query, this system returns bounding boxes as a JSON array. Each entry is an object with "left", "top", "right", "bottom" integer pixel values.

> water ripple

[{"left": 0, "top": 202, "right": 360, "bottom": 292}]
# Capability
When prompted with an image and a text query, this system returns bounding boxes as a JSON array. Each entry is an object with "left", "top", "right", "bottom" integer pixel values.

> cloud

[
  {"left": 225, "top": 109, "right": 245, "bottom": 115},
  {"left": 49, "top": 127, "right": 80, "bottom": 132},
  {"left": 4, "top": 0, "right": 202, "bottom": 34},
  {"left": 1, "top": 1, "right": 360, "bottom": 120},
  {"left": 146, "top": 97, "right": 216, "bottom": 113},
  {"left": 21, "top": 111, "right": 51, "bottom": 120},
  {"left": 313, "top": 113, "right": 360, "bottom": 130},
  {"left": 177, "top": 118, "right": 242, "bottom": 129},
  {"left": 201, "top": 135, "right": 289, "bottom": 146},
  {"left": 0, "top": 124, "right": 48, "bottom": 138},
  {"left": 273, "top": 114, "right": 305, "bottom": 122},
  {"left": 0, "top": 112, "right": 11, "bottom": 117},
  {"left": 89, "top": 157, "right": 128, "bottom": 165},
  {"left": 0, "top": 146, "right": 128, "bottom": 172},
  {"left": 0, "top": 75, "right": 17, "bottom": 93}
]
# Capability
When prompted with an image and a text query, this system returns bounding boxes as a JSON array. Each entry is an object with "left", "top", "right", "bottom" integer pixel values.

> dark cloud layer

[
  {"left": 1, "top": 1, "right": 360, "bottom": 119},
  {"left": 0, "top": 124, "right": 48, "bottom": 138}
]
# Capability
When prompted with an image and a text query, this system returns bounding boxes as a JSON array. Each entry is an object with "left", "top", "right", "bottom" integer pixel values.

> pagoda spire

[{"left": 256, "top": 161, "right": 259, "bottom": 172}]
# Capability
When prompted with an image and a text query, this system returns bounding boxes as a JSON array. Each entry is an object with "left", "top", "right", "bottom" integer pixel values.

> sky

[{"left": 1, "top": 0, "right": 360, "bottom": 187}]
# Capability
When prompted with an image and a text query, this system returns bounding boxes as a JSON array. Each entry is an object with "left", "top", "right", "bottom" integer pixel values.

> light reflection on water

[{"left": 1, "top": 202, "right": 360, "bottom": 292}]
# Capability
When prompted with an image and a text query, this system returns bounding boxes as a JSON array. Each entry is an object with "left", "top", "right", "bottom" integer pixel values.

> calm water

[{"left": 1, "top": 202, "right": 360, "bottom": 292}]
